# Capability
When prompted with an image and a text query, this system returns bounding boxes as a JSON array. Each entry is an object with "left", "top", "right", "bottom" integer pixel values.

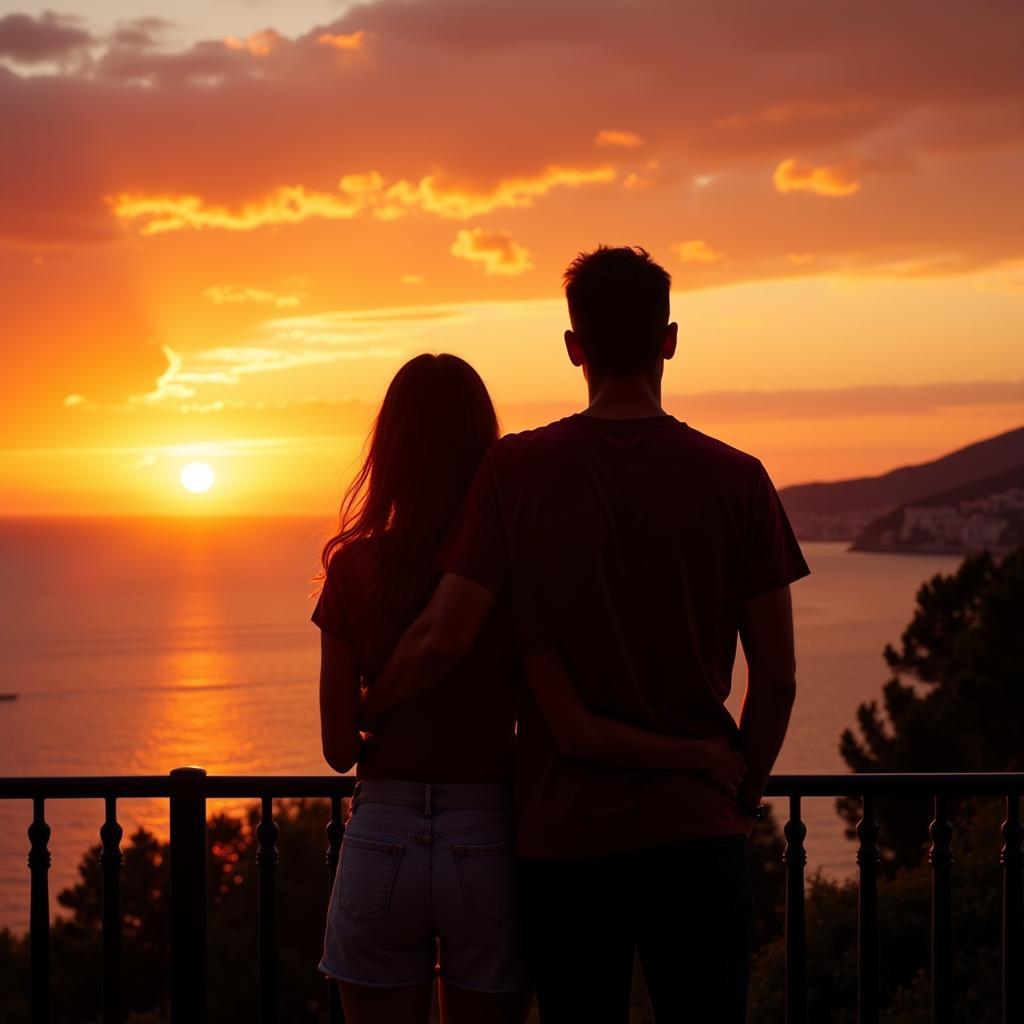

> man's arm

[
  {"left": 319, "top": 630, "right": 362, "bottom": 774},
  {"left": 526, "top": 651, "right": 746, "bottom": 796},
  {"left": 361, "top": 572, "right": 496, "bottom": 720},
  {"left": 736, "top": 585, "right": 798, "bottom": 813}
]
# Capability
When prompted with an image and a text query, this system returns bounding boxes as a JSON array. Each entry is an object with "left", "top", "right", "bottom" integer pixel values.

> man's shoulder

[
  {"left": 487, "top": 416, "right": 766, "bottom": 479},
  {"left": 678, "top": 424, "right": 764, "bottom": 476},
  {"left": 488, "top": 415, "right": 582, "bottom": 462}
]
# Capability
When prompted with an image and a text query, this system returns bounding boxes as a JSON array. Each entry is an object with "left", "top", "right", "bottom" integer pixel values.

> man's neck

[{"left": 581, "top": 372, "right": 666, "bottom": 420}]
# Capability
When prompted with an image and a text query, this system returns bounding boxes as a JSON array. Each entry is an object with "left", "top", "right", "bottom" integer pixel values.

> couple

[{"left": 312, "top": 245, "right": 810, "bottom": 1023}]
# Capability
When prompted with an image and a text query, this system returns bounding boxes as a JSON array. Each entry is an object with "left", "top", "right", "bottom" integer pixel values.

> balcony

[{"left": 1, "top": 768, "right": 1021, "bottom": 1024}]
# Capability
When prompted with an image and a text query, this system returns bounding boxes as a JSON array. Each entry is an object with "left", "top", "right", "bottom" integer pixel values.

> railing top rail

[
  {"left": 765, "top": 772, "right": 1024, "bottom": 797},
  {"left": 0, "top": 771, "right": 1021, "bottom": 802},
  {"left": 0, "top": 774, "right": 358, "bottom": 800}
]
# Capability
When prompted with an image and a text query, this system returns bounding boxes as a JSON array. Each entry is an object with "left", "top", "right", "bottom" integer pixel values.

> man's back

[{"left": 442, "top": 411, "right": 810, "bottom": 856}]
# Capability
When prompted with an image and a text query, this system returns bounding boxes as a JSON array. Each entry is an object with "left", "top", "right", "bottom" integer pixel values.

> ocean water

[{"left": 0, "top": 518, "right": 961, "bottom": 930}]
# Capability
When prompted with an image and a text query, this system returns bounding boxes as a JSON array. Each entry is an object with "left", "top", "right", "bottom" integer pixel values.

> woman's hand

[{"left": 693, "top": 736, "right": 747, "bottom": 797}]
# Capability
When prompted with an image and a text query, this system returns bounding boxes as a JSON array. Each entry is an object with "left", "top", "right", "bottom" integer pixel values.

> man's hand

[{"left": 692, "top": 736, "right": 747, "bottom": 798}]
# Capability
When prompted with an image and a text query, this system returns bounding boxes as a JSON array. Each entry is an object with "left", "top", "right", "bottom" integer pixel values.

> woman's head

[{"left": 321, "top": 354, "right": 498, "bottom": 597}]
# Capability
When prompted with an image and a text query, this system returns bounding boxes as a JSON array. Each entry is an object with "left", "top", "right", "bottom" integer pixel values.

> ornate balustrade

[{"left": 1, "top": 770, "right": 1021, "bottom": 1024}]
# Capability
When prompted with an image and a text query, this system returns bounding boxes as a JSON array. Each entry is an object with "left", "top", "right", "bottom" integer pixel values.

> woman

[{"left": 314, "top": 354, "right": 744, "bottom": 1024}]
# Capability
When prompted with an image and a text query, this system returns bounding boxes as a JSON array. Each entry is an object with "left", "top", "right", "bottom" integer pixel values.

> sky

[{"left": 1, "top": 0, "right": 1023, "bottom": 516}]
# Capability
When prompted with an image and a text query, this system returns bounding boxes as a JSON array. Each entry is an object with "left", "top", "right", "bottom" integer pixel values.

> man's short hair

[{"left": 563, "top": 246, "right": 672, "bottom": 377}]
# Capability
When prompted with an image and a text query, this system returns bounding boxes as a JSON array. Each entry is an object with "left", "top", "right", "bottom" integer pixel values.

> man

[{"left": 363, "top": 245, "right": 809, "bottom": 1022}]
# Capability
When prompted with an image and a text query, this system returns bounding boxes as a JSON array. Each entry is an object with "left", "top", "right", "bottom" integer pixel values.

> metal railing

[
  {"left": 762, "top": 774, "right": 1024, "bottom": 1024},
  {"left": 1, "top": 769, "right": 1021, "bottom": 1024}
]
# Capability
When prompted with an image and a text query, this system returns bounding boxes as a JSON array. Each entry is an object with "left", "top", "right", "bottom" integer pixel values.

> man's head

[{"left": 562, "top": 246, "right": 676, "bottom": 378}]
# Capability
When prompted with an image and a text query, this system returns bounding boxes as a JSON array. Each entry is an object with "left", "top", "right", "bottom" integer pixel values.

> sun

[{"left": 180, "top": 462, "right": 216, "bottom": 494}]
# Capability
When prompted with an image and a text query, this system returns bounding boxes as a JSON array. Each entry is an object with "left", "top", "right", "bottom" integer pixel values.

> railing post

[
  {"left": 1002, "top": 793, "right": 1023, "bottom": 1024},
  {"left": 857, "top": 793, "right": 880, "bottom": 1024},
  {"left": 326, "top": 793, "right": 345, "bottom": 1024},
  {"left": 257, "top": 795, "right": 279, "bottom": 1024},
  {"left": 929, "top": 795, "right": 954, "bottom": 1024},
  {"left": 783, "top": 794, "right": 807, "bottom": 1024},
  {"left": 100, "top": 796, "right": 124, "bottom": 1024},
  {"left": 169, "top": 767, "right": 207, "bottom": 1024},
  {"left": 28, "top": 796, "right": 51, "bottom": 1024}
]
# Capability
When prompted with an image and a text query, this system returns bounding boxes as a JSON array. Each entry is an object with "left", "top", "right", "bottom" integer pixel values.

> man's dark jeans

[{"left": 517, "top": 834, "right": 752, "bottom": 1023}]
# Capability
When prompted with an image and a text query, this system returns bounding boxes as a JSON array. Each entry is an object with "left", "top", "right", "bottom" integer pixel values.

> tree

[
  {"left": 838, "top": 547, "right": 1024, "bottom": 869},
  {"left": 747, "top": 546, "right": 1023, "bottom": 1021},
  {"left": 0, "top": 798, "right": 344, "bottom": 1023}
]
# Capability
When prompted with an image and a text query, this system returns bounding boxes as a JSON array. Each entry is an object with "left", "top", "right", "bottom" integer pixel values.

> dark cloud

[
  {"left": 502, "top": 380, "right": 1024, "bottom": 432},
  {"left": 1, "top": 0, "right": 1022, "bottom": 275},
  {"left": 0, "top": 11, "right": 92, "bottom": 62},
  {"left": 107, "top": 17, "right": 176, "bottom": 51}
]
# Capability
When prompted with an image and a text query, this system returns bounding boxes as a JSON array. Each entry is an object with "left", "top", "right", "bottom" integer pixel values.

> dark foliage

[
  {"left": 749, "top": 546, "right": 1023, "bottom": 1021},
  {"left": 0, "top": 798, "right": 346, "bottom": 1024},
  {"left": 838, "top": 547, "right": 1024, "bottom": 870}
]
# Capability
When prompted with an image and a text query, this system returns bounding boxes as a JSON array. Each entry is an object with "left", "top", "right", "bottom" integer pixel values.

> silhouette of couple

[{"left": 313, "top": 246, "right": 810, "bottom": 1023}]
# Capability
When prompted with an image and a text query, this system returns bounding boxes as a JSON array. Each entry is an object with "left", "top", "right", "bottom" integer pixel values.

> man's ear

[
  {"left": 564, "top": 329, "right": 586, "bottom": 368},
  {"left": 661, "top": 322, "right": 679, "bottom": 362}
]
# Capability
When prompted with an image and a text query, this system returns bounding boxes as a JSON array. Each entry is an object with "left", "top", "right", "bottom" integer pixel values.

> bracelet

[{"left": 738, "top": 801, "right": 767, "bottom": 821}]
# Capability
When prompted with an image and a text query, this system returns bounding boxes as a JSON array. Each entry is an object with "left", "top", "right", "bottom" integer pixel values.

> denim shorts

[{"left": 319, "top": 778, "right": 529, "bottom": 993}]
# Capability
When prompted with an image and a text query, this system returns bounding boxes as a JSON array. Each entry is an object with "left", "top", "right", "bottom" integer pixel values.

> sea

[{"left": 0, "top": 517, "right": 962, "bottom": 931}]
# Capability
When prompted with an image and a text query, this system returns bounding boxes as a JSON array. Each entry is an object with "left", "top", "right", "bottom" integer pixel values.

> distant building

[
  {"left": 896, "top": 498, "right": 1018, "bottom": 554},
  {"left": 962, "top": 515, "right": 1007, "bottom": 550}
]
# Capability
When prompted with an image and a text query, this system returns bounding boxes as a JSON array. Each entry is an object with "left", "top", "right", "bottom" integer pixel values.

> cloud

[
  {"left": 80, "top": 302, "right": 466, "bottom": 414},
  {"left": 5, "top": 436, "right": 344, "bottom": 458},
  {"left": 503, "top": 380, "right": 1024, "bottom": 429},
  {"left": 317, "top": 31, "right": 367, "bottom": 51},
  {"left": 110, "top": 165, "right": 616, "bottom": 234},
  {"left": 0, "top": 12, "right": 92, "bottom": 62},
  {"left": 773, "top": 158, "right": 862, "bottom": 197},
  {"left": 672, "top": 239, "right": 724, "bottom": 263},
  {"left": 109, "top": 186, "right": 363, "bottom": 234},
  {"left": 670, "top": 380, "right": 1024, "bottom": 421},
  {"left": 223, "top": 31, "right": 282, "bottom": 57},
  {"left": 374, "top": 165, "right": 616, "bottom": 219},
  {"left": 129, "top": 336, "right": 401, "bottom": 409},
  {"left": 594, "top": 129, "right": 643, "bottom": 148},
  {"left": 108, "top": 17, "right": 173, "bottom": 51},
  {"left": 2, "top": 0, "right": 1023, "bottom": 286},
  {"left": 716, "top": 99, "right": 878, "bottom": 131},
  {"left": 203, "top": 285, "right": 302, "bottom": 308},
  {"left": 450, "top": 228, "right": 534, "bottom": 275}
]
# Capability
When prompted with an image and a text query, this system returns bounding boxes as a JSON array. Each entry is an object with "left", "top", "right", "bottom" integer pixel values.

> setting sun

[{"left": 180, "top": 462, "right": 216, "bottom": 494}]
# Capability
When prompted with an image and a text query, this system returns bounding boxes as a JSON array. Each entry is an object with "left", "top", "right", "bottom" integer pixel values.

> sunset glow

[{"left": 1, "top": 1, "right": 1022, "bottom": 516}]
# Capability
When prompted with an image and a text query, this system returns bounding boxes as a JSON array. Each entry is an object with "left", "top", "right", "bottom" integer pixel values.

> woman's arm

[
  {"left": 525, "top": 651, "right": 746, "bottom": 797},
  {"left": 319, "top": 630, "right": 363, "bottom": 774}
]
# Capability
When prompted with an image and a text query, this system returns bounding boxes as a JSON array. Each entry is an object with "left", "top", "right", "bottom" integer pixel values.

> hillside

[
  {"left": 851, "top": 462, "right": 1024, "bottom": 553},
  {"left": 778, "top": 425, "right": 1024, "bottom": 540}
]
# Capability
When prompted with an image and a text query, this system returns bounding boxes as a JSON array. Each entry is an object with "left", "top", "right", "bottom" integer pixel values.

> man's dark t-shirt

[{"left": 441, "top": 413, "right": 810, "bottom": 858}]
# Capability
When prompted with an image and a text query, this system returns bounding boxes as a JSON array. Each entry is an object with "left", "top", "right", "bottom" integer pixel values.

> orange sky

[{"left": 2, "top": 2, "right": 1023, "bottom": 515}]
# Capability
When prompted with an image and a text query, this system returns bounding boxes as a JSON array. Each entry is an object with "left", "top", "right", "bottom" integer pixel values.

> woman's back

[{"left": 314, "top": 533, "right": 519, "bottom": 783}]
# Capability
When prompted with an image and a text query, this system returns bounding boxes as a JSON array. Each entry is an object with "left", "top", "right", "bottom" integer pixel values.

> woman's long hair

[{"left": 320, "top": 353, "right": 499, "bottom": 619}]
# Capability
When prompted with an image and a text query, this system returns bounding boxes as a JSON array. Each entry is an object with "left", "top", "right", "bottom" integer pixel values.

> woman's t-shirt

[{"left": 312, "top": 534, "right": 519, "bottom": 783}]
